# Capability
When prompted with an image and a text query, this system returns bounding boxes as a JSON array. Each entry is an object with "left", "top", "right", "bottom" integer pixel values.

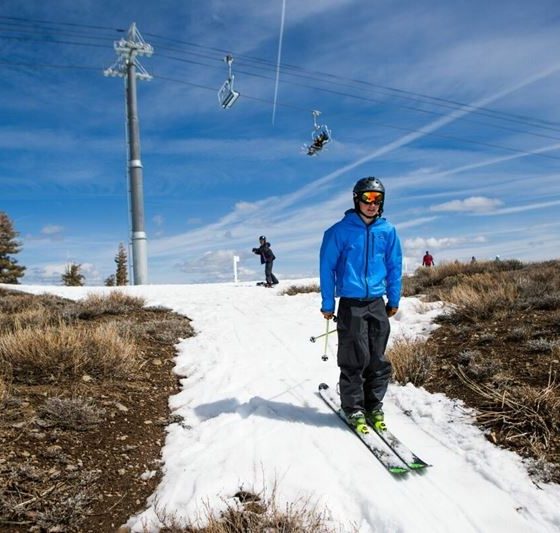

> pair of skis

[{"left": 318, "top": 383, "right": 429, "bottom": 475}]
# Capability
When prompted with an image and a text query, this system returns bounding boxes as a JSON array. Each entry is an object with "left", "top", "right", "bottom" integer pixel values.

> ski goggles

[{"left": 358, "top": 191, "right": 383, "bottom": 205}]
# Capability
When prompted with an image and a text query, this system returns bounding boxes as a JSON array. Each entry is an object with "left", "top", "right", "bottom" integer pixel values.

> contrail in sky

[{"left": 272, "top": 0, "right": 286, "bottom": 126}]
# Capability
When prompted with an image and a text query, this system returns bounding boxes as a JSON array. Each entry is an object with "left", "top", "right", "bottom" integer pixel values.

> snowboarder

[
  {"left": 319, "top": 177, "right": 402, "bottom": 434},
  {"left": 252, "top": 236, "right": 278, "bottom": 287},
  {"left": 422, "top": 250, "right": 434, "bottom": 267}
]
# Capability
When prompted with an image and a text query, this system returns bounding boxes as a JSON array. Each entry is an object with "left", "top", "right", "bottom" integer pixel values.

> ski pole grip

[{"left": 322, "top": 318, "right": 330, "bottom": 362}]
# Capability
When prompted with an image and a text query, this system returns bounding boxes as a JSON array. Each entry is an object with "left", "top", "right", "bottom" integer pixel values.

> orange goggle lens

[{"left": 359, "top": 191, "right": 383, "bottom": 204}]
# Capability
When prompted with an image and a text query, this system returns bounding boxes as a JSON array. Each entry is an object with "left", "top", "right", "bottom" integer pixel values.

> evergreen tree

[
  {"left": 61, "top": 263, "right": 85, "bottom": 286},
  {"left": 0, "top": 211, "right": 26, "bottom": 284},
  {"left": 104, "top": 274, "right": 116, "bottom": 286},
  {"left": 114, "top": 242, "right": 128, "bottom": 286}
]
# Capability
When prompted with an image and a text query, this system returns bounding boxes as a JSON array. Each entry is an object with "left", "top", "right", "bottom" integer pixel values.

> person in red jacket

[{"left": 422, "top": 251, "right": 435, "bottom": 267}]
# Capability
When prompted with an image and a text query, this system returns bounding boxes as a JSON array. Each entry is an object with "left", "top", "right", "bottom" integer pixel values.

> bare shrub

[
  {"left": 506, "top": 327, "right": 529, "bottom": 342},
  {"left": 526, "top": 338, "right": 558, "bottom": 353},
  {"left": 388, "top": 337, "right": 432, "bottom": 386},
  {"left": 121, "top": 317, "right": 195, "bottom": 344},
  {"left": 38, "top": 397, "right": 105, "bottom": 431},
  {"left": 156, "top": 485, "right": 336, "bottom": 532},
  {"left": 477, "top": 333, "right": 496, "bottom": 345},
  {"left": 458, "top": 349, "right": 499, "bottom": 380},
  {"left": 0, "top": 322, "right": 139, "bottom": 383},
  {"left": 281, "top": 283, "right": 320, "bottom": 296},
  {"left": 76, "top": 291, "right": 146, "bottom": 319}
]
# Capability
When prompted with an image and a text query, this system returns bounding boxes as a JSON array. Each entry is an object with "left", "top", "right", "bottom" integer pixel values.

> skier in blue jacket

[{"left": 319, "top": 177, "right": 402, "bottom": 434}]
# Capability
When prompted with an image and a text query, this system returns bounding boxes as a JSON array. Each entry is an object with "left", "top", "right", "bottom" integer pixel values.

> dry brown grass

[
  {"left": 154, "top": 486, "right": 337, "bottom": 533},
  {"left": 75, "top": 291, "right": 146, "bottom": 318},
  {"left": 281, "top": 283, "right": 320, "bottom": 296},
  {"left": 387, "top": 337, "right": 432, "bottom": 386},
  {"left": 436, "top": 272, "right": 519, "bottom": 321},
  {"left": 456, "top": 365, "right": 560, "bottom": 453},
  {"left": 402, "top": 259, "right": 524, "bottom": 298},
  {"left": 0, "top": 321, "right": 139, "bottom": 383}
]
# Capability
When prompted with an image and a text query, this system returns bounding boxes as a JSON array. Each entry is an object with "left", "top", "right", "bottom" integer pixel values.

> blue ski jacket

[{"left": 319, "top": 209, "right": 403, "bottom": 313}]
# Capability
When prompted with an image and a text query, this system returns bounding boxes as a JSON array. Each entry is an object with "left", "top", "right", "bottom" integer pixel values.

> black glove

[{"left": 252, "top": 248, "right": 258, "bottom": 253}]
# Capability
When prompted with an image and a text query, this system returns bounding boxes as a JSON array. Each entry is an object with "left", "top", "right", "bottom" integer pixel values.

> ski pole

[
  {"left": 322, "top": 318, "right": 330, "bottom": 361},
  {"left": 309, "top": 329, "right": 336, "bottom": 343},
  {"left": 309, "top": 315, "right": 337, "bottom": 343}
]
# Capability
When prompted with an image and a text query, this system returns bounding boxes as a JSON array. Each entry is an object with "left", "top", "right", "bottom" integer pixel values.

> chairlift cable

[
  {"left": 3, "top": 27, "right": 560, "bottom": 161},
  {"left": 1, "top": 55, "right": 559, "bottom": 162},
  {"left": 3, "top": 17, "right": 560, "bottom": 132},
  {"left": 154, "top": 73, "right": 560, "bottom": 162},
  {"left": 152, "top": 50, "right": 560, "bottom": 143},
  {"left": 140, "top": 31, "right": 560, "bottom": 131}
]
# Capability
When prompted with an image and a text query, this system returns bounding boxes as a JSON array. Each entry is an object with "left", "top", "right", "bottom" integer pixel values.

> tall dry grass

[
  {"left": 402, "top": 259, "right": 524, "bottom": 297},
  {"left": 456, "top": 366, "right": 560, "bottom": 453},
  {"left": 75, "top": 291, "right": 146, "bottom": 319},
  {"left": 0, "top": 322, "right": 139, "bottom": 383},
  {"left": 281, "top": 283, "right": 320, "bottom": 296},
  {"left": 387, "top": 337, "right": 432, "bottom": 386},
  {"left": 436, "top": 272, "right": 519, "bottom": 320},
  {"left": 155, "top": 485, "right": 337, "bottom": 533}
]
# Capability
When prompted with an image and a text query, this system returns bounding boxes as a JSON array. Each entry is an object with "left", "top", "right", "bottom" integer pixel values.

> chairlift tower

[{"left": 104, "top": 23, "right": 153, "bottom": 285}]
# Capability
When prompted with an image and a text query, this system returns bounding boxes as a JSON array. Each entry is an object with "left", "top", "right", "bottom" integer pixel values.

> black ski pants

[
  {"left": 336, "top": 297, "right": 392, "bottom": 415},
  {"left": 264, "top": 261, "right": 278, "bottom": 285}
]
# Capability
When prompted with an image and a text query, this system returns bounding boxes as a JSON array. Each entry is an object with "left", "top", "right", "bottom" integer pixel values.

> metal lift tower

[{"left": 104, "top": 23, "right": 153, "bottom": 285}]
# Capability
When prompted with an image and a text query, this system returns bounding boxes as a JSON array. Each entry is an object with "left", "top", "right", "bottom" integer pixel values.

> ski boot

[
  {"left": 366, "top": 409, "right": 386, "bottom": 432},
  {"left": 347, "top": 411, "right": 369, "bottom": 434}
]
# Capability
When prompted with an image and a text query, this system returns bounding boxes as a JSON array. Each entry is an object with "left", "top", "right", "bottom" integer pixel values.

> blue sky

[{"left": 2, "top": 0, "right": 560, "bottom": 285}]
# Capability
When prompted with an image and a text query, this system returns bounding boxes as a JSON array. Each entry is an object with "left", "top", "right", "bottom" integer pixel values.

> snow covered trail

[{"left": 7, "top": 281, "right": 560, "bottom": 533}]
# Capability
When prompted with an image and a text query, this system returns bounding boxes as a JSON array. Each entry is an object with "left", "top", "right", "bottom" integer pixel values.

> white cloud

[
  {"left": 176, "top": 249, "right": 254, "bottom": 282},
  {"left": 404, "top": 235, "right": 487, "bottom": 252},
  {"left": 41, "top": 264, "right": 68, "bottom": 278},
  {"left": 430, "top": 196, "right": 503, "bottom": 213},
  {"left": 479, "top": 199, "right": 560, "bottom": 216},
  {"left": 40, "top": 224, "right": 64, "bottom": 236}
]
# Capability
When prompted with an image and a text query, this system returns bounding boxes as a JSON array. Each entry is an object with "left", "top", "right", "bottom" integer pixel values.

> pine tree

[
  {"left": 61, "top": 263, "right": 85, "bottom": 286},
  {"left": 114, "top": 242, "right": 128, "bottom": 286},
  {"left": 104, "top": 274, "right": 116, "bottom": 286},
  {"left": 0, "top": 211, "right": 26, "bottom": 284}
]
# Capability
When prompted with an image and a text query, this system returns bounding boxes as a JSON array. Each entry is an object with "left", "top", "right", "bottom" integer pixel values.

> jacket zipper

[{"left": 364, "top": 225, "right": 371, "bottom": 298}]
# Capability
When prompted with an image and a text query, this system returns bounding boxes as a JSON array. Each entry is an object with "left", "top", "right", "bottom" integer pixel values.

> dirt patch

[{"left": 0, "top": 289, "right": 194, "bottom": 532}]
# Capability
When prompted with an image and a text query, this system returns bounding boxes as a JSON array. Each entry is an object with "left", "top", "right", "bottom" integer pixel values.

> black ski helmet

[
  {"left": 259, "top": 235, "right": 266, "bottom": 242},
  {"left": 353, "top": 177, "right": 385, "bottom": 216}
]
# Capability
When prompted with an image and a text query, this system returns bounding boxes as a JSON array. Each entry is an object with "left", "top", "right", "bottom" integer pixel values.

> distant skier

[
  {"left": 319, "top": 177, "right": 402, "bottom": 434},
  {"left": 422, "top": 250, "right": 435, "bottom": 267},
  {"left": 252, "top": 236, "right": 278, "bottom": 287}
]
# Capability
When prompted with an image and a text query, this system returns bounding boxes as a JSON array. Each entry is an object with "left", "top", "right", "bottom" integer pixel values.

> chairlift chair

[
  {"left": 218, "top": 55, "right": 240, "bottom": 109},
  {"left": 304, "top": 110, "right": 331, "bottom": 156}
]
